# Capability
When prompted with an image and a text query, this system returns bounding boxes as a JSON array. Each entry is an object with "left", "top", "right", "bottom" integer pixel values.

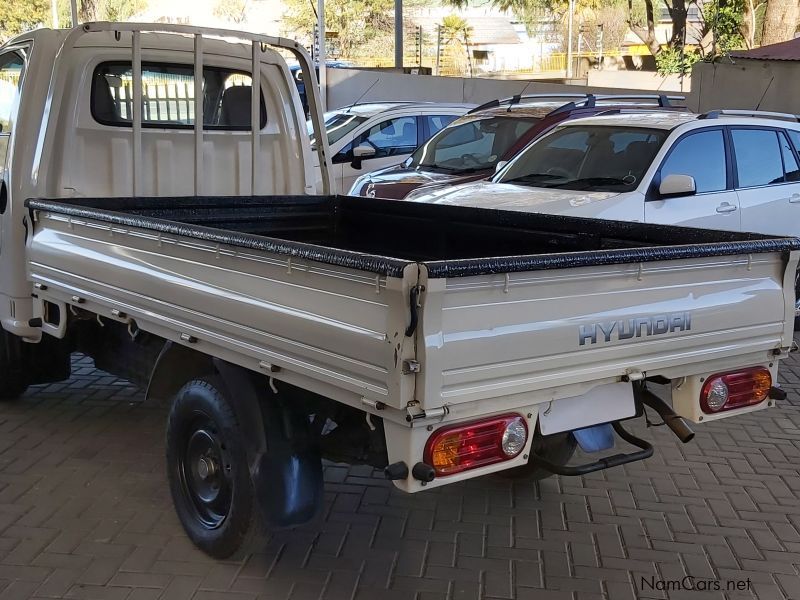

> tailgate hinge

[{"left": 621, "top": 369, "right": 646, "bottom": 382}]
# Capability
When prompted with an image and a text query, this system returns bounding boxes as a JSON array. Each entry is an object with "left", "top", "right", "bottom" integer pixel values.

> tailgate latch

[
  {"left": 405, "top": 285, "right": 424, "bottom": 337},
  {"left": 402, "top": 359, "right": 420, "bottom": 375}
]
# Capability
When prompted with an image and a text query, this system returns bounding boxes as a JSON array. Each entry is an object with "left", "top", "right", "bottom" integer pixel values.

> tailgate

[{"left": 415, "top": 251, "right": 798, "bottom": 409}]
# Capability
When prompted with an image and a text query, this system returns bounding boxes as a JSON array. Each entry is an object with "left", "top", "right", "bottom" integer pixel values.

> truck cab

[{"left": 0, "top": 25, "right": 329, "bottom": 342}]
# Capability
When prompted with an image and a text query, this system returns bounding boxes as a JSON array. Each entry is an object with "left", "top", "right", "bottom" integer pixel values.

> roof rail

[
  {"left": 467, "top": 93, "right": 587, "bottom": 114},
  {"left": 592, "top": 94, "right": 685, "bottom": 107},
  {"left": 548, "top": 93, "right": 684, "bottom": 116},
  {"left": 468, "top": 93, "right": 686, "bottom": 115},
  {"left": 698, "top": 109, "right": 800, "bottom": 122}
]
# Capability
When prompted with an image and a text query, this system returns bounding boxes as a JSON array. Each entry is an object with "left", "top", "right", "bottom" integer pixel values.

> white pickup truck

[{"left": 1, "top": 23, "right": 798, "bottom": 559}]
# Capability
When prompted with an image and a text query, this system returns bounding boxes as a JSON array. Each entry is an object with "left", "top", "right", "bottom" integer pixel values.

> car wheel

[
  {"left": 166, "top": 376, "right": 262, "bottom": 559},
  {"left": 0, "top": 330, "right": 29, "bottom": 401}
]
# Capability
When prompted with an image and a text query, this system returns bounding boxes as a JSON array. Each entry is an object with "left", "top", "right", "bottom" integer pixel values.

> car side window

[
  {"left": 0, "top": 51, "right": 24, "bottom": 169},
  {"left": 788, "top": 130, "right": 800, "bottom": 155},
  {"left": 340, "top": 116, "right": 418, "bottom": 162},
  {"left": 731, "top": 129, "right": 785, "bottom": 188},
  {"left": 426, "top": 115, "right": 458, "bottom": 136},
  {"left": 659, "top": 130, "right": 727, "bottom": 193},
  {"left": 779, "top": 131, "right": 800, "bottom": 182}
]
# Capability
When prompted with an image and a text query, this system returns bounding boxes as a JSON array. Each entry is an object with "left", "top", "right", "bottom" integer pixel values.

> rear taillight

[
  {"left": 424, "top": 414, "right": 528, "bottom": 476},
  {"left": 700, "top": 367, "right": 771, "bottom": 414}
]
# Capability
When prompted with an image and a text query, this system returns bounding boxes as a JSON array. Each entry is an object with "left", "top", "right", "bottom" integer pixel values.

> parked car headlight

[{"left": 347, "top": 175, "right": 371, "bottom": 197}]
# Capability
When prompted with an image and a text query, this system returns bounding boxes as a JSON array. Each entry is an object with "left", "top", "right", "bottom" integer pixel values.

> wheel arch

[{"left": 152, "top": 343, "right": 323, "bottom": 529}]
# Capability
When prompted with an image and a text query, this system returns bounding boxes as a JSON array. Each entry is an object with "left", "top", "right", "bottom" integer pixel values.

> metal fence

[
  {"left": 338, "top": 49, "right": 648, "bottom": 78},
  {"left": 0, "top": 71, "right": 21, "bottom": 87},
  {"left": 107, "top": 72, "right": 251, "bottom": 124}
]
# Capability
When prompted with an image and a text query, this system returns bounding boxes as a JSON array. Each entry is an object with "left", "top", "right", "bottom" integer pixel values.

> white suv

[
  {"left": 308, "top": 101, "right": 472, "bottom": 193},
  {"left": 408, "top": 109, "right": 800, "bottom": 324},
  {"left": 408, "top": 109, "right": 800, "bottom": 238}
]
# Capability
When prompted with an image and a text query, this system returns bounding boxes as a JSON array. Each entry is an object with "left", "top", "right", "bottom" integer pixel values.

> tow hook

[{"left": 769, "top": 386, "right": 787, "bottom": 401}]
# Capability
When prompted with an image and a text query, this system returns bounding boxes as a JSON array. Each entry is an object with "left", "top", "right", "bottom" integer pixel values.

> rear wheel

[
  {"left": 501, "top": 429, "right": 577, "bottom": 480},
  {"left": 166, "top": 376, "right": 262, "bottom": 559},
  {"left": 0, "top": 329, "right": 29, "bottom": 401}
]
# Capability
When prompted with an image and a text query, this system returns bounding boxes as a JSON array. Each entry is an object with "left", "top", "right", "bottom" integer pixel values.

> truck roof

[{"left": 3, "top": 27, "right": 285, "bottom": 64}]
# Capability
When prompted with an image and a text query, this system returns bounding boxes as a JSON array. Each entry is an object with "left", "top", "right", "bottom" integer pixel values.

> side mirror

[
  {"left": 659, "top": 173, "right": 696, "bottom": 198},
  {"left": 351, "top": 144, "right": 376, "bottom": 170},
  {"left": 494, "top": 160, "right": 509, "bottom": 174}
]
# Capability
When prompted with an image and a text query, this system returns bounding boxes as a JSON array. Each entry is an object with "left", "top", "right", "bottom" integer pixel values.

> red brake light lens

[
  {"left": 424, "top": 414, "right": 528, "bottom": 476},
  {"left": 700, "top": 367, "right": 771, "bottom": 414}
]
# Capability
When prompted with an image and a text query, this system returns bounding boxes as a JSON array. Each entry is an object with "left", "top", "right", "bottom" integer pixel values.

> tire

[
  {"left": 0, "top": 329, "right": 29, "bottom": 401},
  {"left": 500, "top": 430, "right": 577, "bottom": 480},
  {"left": 166, "top": 376, "right": 263, "bottom": 559},
  {"left": 0, "top": 378, "right": 28, "bottom": 401}
]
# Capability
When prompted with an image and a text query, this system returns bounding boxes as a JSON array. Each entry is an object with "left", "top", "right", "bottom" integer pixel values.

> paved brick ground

[{"left": 1, "top": 350, "right": 799, "bottom": 600}]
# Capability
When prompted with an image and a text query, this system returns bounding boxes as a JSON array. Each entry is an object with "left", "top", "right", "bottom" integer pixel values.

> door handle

[
  {"left": 790, "top": 193, "right": 800, "bottom": 203},
  {"left": 715, "top": 202, "right": 737, "bottom": 213}
]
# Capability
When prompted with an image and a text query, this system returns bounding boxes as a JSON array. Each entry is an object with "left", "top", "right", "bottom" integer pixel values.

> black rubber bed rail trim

[
  {"left": 421, "top": 238, "right": 800, "bottom": 278},
  {"left": 26, "top": 198, "right": 412, "bottom": 278},
  {"left": 530, "top": 421, "right": 654, "bottom": 476},
  {"left": 26, "top": 195, "right": 800, "bottom": 279}
]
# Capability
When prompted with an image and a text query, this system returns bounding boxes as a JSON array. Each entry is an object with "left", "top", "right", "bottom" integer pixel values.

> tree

[
  {"left": 1, "top": 0, "right": 148, "bottom": 42},
  {"left": 761, "top": 0, "right": 800, "bottom": 45},
  {"left": 741, "top": 0, "right": 767, "bottom": 48},
  {"left": 213, "top": 0, "right": 248, "bottom": 24},
  {"left": 627, "top": 0, "right": 661, "bottom": 56},
  {"left": 282, "top": 0, "right": 394, "bottom": 59},
  {"left": 101, "top": 0, "right": 148, "bottom": 21},
  {"left": 0, "top": 0, "right": 48, "bottom": 42},
  {"left": 438, "top": 14, "right": 473, "bottom": 76},
  {"left": 697, "top": 0, "right": 746, "bottom": 54}
]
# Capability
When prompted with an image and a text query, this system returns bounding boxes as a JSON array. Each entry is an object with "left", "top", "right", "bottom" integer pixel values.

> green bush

[{"left": 655, "top": 46, "right": 701, "bottom": 76}]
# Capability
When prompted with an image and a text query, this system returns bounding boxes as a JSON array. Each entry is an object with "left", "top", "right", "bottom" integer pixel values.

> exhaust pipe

[{"left": 637, "top": 387, "right": 695, "bottom": 444}]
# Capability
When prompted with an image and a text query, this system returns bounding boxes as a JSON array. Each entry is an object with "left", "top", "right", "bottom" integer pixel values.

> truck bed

[
  {"left": 26, "top": 194, "right": 797, "bottom": 275},
  {"left": 25, "top": 195, "right": 800, "bottom": 422}
]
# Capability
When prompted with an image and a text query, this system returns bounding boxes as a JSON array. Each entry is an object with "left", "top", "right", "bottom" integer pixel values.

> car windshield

[
  {"left": 409, "top": 116, "right": 539, "bottom": 173},
  {"left": 499, "top": 125, "right": 668, "bottom": 192},
  {"left": 307, "top": 111, "right": 369, "bottom": 148}
]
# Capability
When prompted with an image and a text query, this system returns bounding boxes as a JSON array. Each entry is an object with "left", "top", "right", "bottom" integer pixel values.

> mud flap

[
  {"left": 213, "top": 359, "right": 323, "bottom": 529},
  {"left": 253, "top": 444, "right": 323, "bottom": 528}
]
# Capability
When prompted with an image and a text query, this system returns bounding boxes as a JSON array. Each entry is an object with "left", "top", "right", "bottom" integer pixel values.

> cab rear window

[{"left": 91, "top": 62, "right": 267, "bottom": 130}]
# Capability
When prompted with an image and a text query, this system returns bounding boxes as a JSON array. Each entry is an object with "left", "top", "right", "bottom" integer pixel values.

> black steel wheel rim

[{"left": 177, "top": 411, "right": 232, "bottom": 529}]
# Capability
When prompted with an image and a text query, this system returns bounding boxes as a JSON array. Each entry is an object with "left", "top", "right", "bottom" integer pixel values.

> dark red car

[{"left": 348, "top": 94, "right": 684, "bottom": 199}]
